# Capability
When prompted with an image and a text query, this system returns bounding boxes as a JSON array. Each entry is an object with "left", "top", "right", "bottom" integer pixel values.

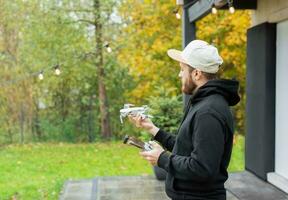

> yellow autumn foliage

[{"left": 118, "top": 0, "right": 182, "bottom": 103}]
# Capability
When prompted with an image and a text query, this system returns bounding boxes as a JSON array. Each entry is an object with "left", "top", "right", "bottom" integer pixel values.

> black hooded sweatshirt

[{"left": 154, "top": 79, "right": 240, "bottom": 200}]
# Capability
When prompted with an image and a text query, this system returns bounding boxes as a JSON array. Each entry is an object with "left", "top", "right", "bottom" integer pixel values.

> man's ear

[
  {"left": 189, "top": 70, "right": 195, "bottom": 80},
  {"left": 194, "top": 69, "right": 202, "bottom": 81}
]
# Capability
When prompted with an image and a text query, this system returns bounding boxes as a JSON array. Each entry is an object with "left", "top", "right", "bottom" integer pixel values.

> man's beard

[{"left": 182, "top": 77, "right": 197, "bottom": 95}]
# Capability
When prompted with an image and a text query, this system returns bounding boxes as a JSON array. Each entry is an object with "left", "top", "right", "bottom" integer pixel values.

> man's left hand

[{"left": 140, "top": 141, "right": 164, "bottom": 166}]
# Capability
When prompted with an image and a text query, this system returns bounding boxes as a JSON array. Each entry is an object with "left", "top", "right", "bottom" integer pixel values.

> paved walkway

[{"left": 59, "top": 171, "right": 288, "bottom": 200}]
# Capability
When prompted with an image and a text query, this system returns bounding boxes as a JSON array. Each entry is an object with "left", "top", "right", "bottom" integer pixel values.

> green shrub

[
  {"left": 138, "top": 88, "right": 183, "bottom": 142},
  {"left": 148, "top": 94, "right": 183, "bottom": 133}
]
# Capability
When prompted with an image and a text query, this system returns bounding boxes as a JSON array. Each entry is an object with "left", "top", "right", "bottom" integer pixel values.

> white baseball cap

[{"left": 167, "top": 40, "right": 223, "bottom": 74}]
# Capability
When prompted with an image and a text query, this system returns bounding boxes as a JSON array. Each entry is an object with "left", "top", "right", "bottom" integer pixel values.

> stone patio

[{"left": 59, "top": 171, "right": 288, "bottom": 200}]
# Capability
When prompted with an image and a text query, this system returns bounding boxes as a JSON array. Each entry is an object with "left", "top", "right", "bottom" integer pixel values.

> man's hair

[{"left": 187, "top": 65, "right": 217, "bottom": 80}]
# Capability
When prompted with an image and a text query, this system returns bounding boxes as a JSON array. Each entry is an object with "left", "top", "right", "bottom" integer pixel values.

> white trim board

[
  {"left": 275, "top": 19, "right": 288, "bottom": 179},
  {"left": 267, "top": 172, "right": 288, "bottom": 194}
]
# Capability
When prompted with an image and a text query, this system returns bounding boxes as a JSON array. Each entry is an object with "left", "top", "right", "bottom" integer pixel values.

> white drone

[{"left": 119, "top": 104, "right": 153, "bottom": 124}]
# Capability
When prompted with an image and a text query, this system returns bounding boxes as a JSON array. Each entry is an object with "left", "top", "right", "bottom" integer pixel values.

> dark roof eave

[{"left": 184, "top": 0, "right": 257, "bottom": 23}]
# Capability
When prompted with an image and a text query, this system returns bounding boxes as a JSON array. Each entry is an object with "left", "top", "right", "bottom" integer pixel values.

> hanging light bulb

[
  {"left": 212, "top": 5, "right": 217, "bottom": 14},
  {"left": 107, "top": 46, "right": 112, "bottom": 53},
  {"left": 104, "top": 42, "right": 112, "bottom": 53},
  {"left": 174, "top": 0, "right": 182, "bottom": 19},
  {"left": 229, "top": 6, "right": 235, "bottom": 14},
  {"left": 176, "top": 12, "right": 181, "bottom": 19},
  {"left": 173, "top": 8, "right": 181, "bottom": 19},
  {"left": 38, "top": 71, "right": 44, "bottom": 80},
  {"left": 54, "top": 65, "right": 61, "bottom": 75},
  {"left": 228, "top": 0, "right": 235, "bottom": 14}
]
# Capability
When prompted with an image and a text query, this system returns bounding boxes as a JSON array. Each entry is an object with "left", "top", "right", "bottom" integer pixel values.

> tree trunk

[
  {"left": 32, "top": 97, "right": 42, "bottom": 140},
  {"left": 94, "top": 0, "right": 111, "bottom": 139},
  {"left": 19, "top": 103, "right": 25, "bottom": 144},
  {"left": 88, "top": 95, "right": 95, "bottom": 142},
  {"left": 7, "top": 122, "right": 13, "bottom": 143}
]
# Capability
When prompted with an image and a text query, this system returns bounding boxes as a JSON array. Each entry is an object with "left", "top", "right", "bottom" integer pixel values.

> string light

[
  {"left": 173, "top": 8, "right": 181, "bottom": 19},
  {"left": 104, "top": 42, "right": 112, "bottom": 53},
  {"left": 0, "top": 49, "right": 106, "bottom": 87},
  {"left": 54, "top": 65, "right": 61, "bottom": 75},
  {"left": 174, "top": 0, "right": 183, "bottom": 19},
  {"left": 38, "top": 71, "right": 44, "bottom": 80},
  {"left": 229, "top": 6, "right": 235, "bottom": 14},
  {"left": 176, "top": 12, "right": 181, "bottom": 19},
  {"left": 212, "top": 5, "right": 217, "bottom": 14},
  {"left": 227, "top": 0, "right": 235, "bottom": 14}
]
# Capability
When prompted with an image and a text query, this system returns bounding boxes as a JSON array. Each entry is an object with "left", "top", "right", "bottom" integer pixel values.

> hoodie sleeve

[
  {"left": 157, "top": 112, "right": 225, "bottom": 181},
  {"left": 154, "top": 129, "right": 176, "bottom": 152}
]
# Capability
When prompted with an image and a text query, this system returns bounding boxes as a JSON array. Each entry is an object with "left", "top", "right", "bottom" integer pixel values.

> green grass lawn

[{"left": 0, "top": 135, "right": 244, "bottom": 200}]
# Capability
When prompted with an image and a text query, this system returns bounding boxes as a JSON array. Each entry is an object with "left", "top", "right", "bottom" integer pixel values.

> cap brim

[{"left": 167, "top": 49, "right": 186, "bottom": 64}]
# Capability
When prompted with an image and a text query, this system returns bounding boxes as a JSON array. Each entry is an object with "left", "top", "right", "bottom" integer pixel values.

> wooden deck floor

[{"left": 59, "top": 171, "right": 288, "bottom": 200}]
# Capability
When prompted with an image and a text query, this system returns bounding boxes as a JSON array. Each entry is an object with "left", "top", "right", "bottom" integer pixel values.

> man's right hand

[{"left": 128, "top": 114, "right": 159, "bottom": 136}]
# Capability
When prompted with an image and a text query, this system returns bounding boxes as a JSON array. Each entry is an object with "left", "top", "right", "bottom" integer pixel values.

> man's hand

[
  {"left": 140, "top": 141, "right": 164, "bottom": 166},
  {"left": 128, "top": 114, "right": 159, "bottom": 136}
]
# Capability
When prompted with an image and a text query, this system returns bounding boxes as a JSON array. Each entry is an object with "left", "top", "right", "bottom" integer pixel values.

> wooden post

[{"left": 182, "top": 0, "right": 196, "bottom": 108}]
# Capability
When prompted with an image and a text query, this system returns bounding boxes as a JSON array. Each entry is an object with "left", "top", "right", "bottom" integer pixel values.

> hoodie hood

[{"left": 191, "top": 79, "right": 240, "bottom": 106}]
